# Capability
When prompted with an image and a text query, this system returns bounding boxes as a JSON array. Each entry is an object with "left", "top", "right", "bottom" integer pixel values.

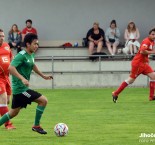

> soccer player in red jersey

[
  {"left": 112, "top": 28, "right": 155, "bottom": 103},
  {"left": 0, "top": 29, "right": 15, "bottom": 129}
]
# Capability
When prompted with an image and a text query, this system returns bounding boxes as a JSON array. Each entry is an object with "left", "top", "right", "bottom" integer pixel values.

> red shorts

[
  {"left": 0, "top": 77, "right": 11, "bottom": 95},
  {"left": 130, "top": 63, "right": 154, "bottom": 79}
]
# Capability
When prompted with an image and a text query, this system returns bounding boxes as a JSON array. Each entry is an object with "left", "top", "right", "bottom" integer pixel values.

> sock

[
  {"left": 114, "top": 81, "right": 129, "bottom": 96},
  {"left": 149, "top": 81, "right": 155, "bottom": 99},
  {"left": 0, "top": 113, "right": 11, "bottom": 126},
  {"left": 34, "top": 106, "right": 46, "bottom": 126},
  {"left": 0, "top": 106, "right": 12, "bottom": 126}
]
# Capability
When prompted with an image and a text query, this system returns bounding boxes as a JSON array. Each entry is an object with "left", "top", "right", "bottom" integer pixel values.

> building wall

[{"left": 0, "top": 0, "right": 154, "bottom": 42}]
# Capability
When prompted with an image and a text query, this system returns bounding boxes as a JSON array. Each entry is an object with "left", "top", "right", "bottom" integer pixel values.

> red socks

[
  {"left": 114, "top": 81, "right": 128, "bottom": 96},
  {"left": 114, "top": 80, "right": 155, "bottom": 100},
  {"left": 0, "top": 106, "right": 11, "bottom": 126},
  {"left": 149, "top": 81, "right": 155, "bottom": 100},
  {"left": 0, "top": 106, "right": 9, "bottom": 116}
]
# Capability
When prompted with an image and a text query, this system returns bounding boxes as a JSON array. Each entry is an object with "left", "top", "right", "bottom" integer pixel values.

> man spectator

[{"left": 22, "top": 19, "right": 37, "bottom": 42}]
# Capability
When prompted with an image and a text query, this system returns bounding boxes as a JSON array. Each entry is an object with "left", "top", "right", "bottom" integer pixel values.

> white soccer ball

[{"left": 54, "top": 123, "right": 69, "bottom": 137}]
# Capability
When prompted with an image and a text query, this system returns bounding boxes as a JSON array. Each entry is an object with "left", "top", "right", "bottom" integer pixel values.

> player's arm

[
  {"left": 8, "top": 65, "right": 29, "bottom": 86},
  {"left": 33, "top": 64, "right": 53, "bottom": 80},
  {"left": 140, "top": 42, "right": 155, "bottom": 55},
  {"left": 141, "top": 49, "right": 155, "bottom": 55}
]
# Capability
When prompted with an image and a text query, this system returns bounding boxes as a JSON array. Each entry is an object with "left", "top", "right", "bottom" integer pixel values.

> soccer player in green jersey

[{"left": 0, "top": 33, "right": 53, "bottom": 134}]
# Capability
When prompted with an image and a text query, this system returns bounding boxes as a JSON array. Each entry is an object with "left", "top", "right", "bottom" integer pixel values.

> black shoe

[
  {"left": 112, "top": 92, "right": 118, "bottom": 103},
  {"left": 32, "top": 126, "right": 47, "bottom": 134}
]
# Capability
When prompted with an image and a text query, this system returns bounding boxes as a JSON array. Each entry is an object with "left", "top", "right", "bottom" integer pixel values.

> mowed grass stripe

[{"left": 1, "top": 88, "right": 155, "bottom": 145}]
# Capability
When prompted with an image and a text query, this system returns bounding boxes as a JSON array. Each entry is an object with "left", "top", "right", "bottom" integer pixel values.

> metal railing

[{"left": 35, "top": 55, "right": 135, "bottom": 88}]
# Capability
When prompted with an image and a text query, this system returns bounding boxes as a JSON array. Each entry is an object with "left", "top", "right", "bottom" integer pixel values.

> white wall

[{"left": 0, "top": 0, "right": 154, "bottom": 42}]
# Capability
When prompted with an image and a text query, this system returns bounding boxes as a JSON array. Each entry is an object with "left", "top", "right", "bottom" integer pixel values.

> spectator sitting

[
  {"left": 105, "top": 20, "right": 120, "bottom": 56},
  {"left": 22, "top": 19, "right": 37, "bottom": 42},
  {"left": 8, "top": 24, "right": 22, "bottom": 53},
  {"left": 124, "top": 21, "right": 140, "bottom": 55},
  {"left": 86, "top": 22, "right": 105, "bottom": 55}
]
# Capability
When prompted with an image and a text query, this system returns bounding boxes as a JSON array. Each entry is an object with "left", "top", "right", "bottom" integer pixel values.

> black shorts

[{"left": 11, "top": 89, "right": 42, "bottom": 109}]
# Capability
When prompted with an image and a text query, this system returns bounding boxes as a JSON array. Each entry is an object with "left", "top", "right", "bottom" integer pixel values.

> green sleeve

[{"left": 11, "top": 53, "right": 24, "bottom": 67}]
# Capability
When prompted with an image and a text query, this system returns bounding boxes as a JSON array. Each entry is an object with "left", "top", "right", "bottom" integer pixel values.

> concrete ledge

[
  {"left": 30, "top": 60, "right": 154, "bottom": 88},
  {"left": 30, "top": 72, "right": 148, "bottom": 89}
]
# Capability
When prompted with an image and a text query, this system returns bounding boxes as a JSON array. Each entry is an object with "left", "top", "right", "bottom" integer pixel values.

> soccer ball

[{"left": 54, "top": 123, "right": 68, "bottom": 137}]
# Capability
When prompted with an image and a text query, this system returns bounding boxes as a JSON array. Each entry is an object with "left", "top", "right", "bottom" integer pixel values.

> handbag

[
  {"left": 108, "top": 28, "right": 117, "bottom": 43},
  {"left": 109, "top": 38, "right": 115, "bottom": 43},
  {"left": 82, "top": 38, "right": 88, "bottom": 47}
]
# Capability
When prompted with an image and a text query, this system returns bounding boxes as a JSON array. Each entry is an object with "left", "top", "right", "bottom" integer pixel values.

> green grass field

[{"left": 1, "top": 88, "right": 155, "bottom": 145}]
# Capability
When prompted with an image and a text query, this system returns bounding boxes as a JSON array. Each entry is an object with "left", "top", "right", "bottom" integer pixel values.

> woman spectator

[
  {"left": 105, "top": 20, "right": 120, "bottom": 55},
  {"left": 86, "top": 22, "right": 105, "bottom": 55},
  {"left": 124, "top": 21, "right": 140, "bottom": 55},
  {"left": 8, "top": 24, "right": 22, "bottom": 53}
]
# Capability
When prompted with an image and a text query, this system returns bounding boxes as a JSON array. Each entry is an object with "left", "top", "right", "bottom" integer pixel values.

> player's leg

[
  {"left": 112, "top": 64, "right": 139, "bottom": 103},
  {"left": 0, "top": 108, "right": 20, "bottom": 127},
  {"left": 4, "top": 81, "right": 16, "bottom": 129},
  {"left": 143, "top": 64, "right": 155, "bottom": 101},
  {"left": 0, "top": 93, "right": 9, "bottom": 117},
  {"left": 33, "top": 95, "right": 47, "bottom": 127},
  {"left": 149, "top": 79, "right": 155, "bottom": 101},
  {"left": 32, "top": 95, "right": 48, "bottom": 134},
  {"left": 147, "top": 72, "right": 155, "bottom": 101},
  {"left": 112, "top": 77, "right": 135, "bottom": 103},
  {"left": 25, "top": 89, "right": 48, "bottom": 134},
  {"left": 0, "top": 82, "right": 15, "bottom": 129}
]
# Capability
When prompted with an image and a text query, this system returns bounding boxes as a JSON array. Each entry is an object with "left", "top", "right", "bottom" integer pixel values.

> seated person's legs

[
  {"left": 129, "top": 44, "right": 134, "bottom": 55},
  {"left": 16, "top": 42, "right": 22, "bottom": 53},
  {"left": 112, "top": 41, "right": 119, "bottom": 55},
  {"left": 88, "top": 41, "right": 95, "bottom": 55},
  {"left": 133, "top": 45, "right": 138, "bottom": 54},
  {"left": 106, "top": 41, "right": 113, "bottom": 55},
  {"left": 97, "top": 41, "right": 103, "bottom": 53}
]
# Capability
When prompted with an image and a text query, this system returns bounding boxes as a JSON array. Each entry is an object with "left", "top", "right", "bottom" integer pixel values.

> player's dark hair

[
  {"left": 149, "top": 28, "right": 155, "bottom": 34},
  {"left": 26, "top": 19, "right": 32, "bottom": 24},
  {"left": 0, "top": 29, "right": 4, "bottom": 32},
  {"left": 24, "top": 33, "right": 38, "bottom": 47}
]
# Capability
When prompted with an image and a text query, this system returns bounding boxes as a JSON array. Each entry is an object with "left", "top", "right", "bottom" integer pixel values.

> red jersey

[
  {"left": 0, "top": 42, "right": 13, "bottom": 77},
  {"left": 22, "top": 27, "right": 37, "bottom": 35},
  {"left": 132, "top": 37, "right": 154, "bottom": 65}
]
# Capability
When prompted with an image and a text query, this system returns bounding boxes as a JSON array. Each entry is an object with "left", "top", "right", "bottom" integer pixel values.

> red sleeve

[
  {"left": 140, "top": 40, "right": 150, "bottom": 51},
  {"left": 22, "top": 28, "right": 27, "bottom": 34},
  {"left": 33, "top": 28, "right": 37, "bottom": 34}
]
